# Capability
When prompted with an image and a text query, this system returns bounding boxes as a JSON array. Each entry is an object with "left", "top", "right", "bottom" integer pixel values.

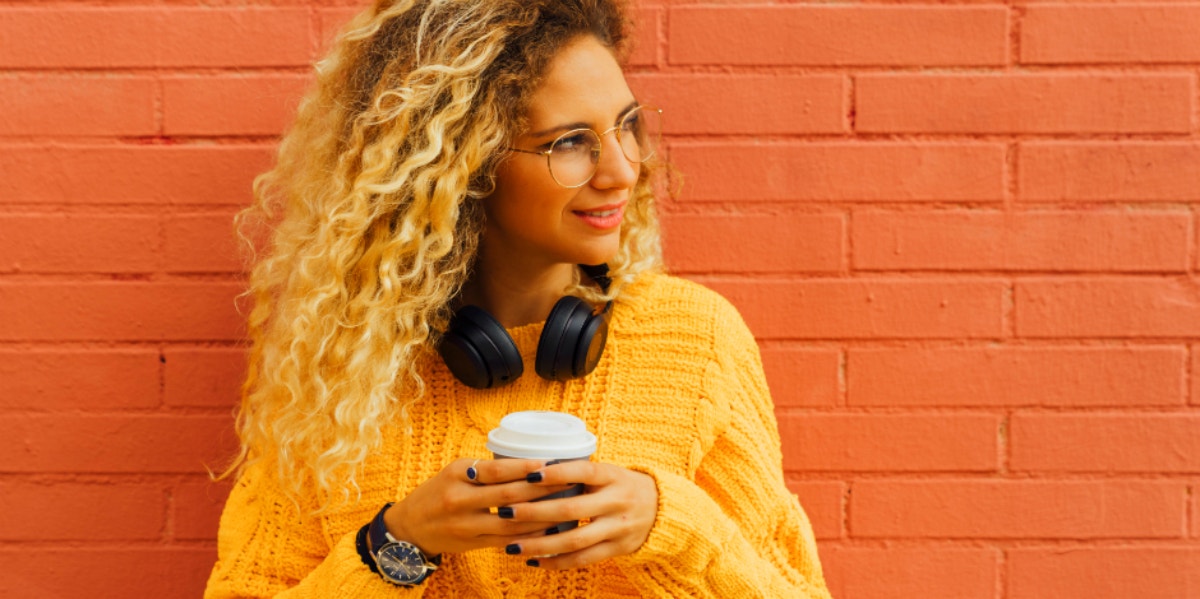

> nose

[{"left": 589, "top": 131, "right": 639, "bottom": 190}]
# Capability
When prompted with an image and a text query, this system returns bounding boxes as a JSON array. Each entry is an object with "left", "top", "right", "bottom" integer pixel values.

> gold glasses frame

[{"left": 507, "top": 105, "right": 662, "bottom": 189}]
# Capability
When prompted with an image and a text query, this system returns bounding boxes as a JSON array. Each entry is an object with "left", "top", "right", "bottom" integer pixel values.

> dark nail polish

[
  {"left": 466, "top": 467, "right": 478, "bottom": 481},
  {"left": 505, "top": 543, "right": 522, "bottom": 555},
  {"left": 526, "top": 471, "right": 543, "bottom": 483},
  {"left": 525, "top": 559, "right": 539, "bottom": 567},
  {"left": 544, "top": 526, "right": 560, "bottom": 535},
  {"left": 497, "top": 507, "right": 514, "bottom": 519}
]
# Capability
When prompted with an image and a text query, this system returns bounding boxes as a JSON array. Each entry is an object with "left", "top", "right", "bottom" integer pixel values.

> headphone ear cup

[
  {"left": 535, "top": 296, "right": 591, "bottom": 381},
  {"left": 571, "top": 309, "right": 609, "bottom": 378},
  {"left": 439, "top": 306, "right": 523, "bottom": 389}
]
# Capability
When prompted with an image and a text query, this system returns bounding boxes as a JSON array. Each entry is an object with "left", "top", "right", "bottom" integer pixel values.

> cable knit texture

[{"left": 205, "top": 273, "right": 832, "bottom": 598}]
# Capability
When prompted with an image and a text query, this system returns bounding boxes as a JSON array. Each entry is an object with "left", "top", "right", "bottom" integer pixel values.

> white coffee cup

[{"left": 486, "top": 411, "right": 596, "bottom": 534}]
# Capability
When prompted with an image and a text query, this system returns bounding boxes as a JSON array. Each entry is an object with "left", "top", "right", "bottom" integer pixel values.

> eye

[
  {"left": 621, "top": 113, "right": 641, "bottom": 134},
  {"left": 553, "top": 132, "right": 593, "bottom": 154}
]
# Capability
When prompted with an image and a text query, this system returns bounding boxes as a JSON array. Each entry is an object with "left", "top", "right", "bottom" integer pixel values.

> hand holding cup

[
  {"left": 382, "top": 457, "right": 575, "bottom": 557},
  {"left": 485, "top": 411, "right": 659, "bottom": 570}
]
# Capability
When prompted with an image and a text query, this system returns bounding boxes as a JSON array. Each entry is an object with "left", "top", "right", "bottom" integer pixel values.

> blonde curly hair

[{"left": 225, "top": 0, "right": 664, "bottom": 508}]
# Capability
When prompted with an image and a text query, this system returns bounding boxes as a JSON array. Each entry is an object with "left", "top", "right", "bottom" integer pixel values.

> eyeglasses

[{"left": 508, "top": 105, "right": 662, "bottom": 188}]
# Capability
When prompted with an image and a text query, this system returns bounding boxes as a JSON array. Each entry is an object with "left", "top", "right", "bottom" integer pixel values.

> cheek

[{"left": 487, "top": 161, "right": 573, "bottom": 230}]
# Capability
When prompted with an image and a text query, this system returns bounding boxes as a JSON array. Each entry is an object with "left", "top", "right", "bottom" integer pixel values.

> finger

[
  {"left": 503, "top": 518, "right": 613, "bottom": 565},
  {"left": 463, "top": 457, "right": 548, "bottom": 485},
  {"left": 526, "top": 540, "right": 624, "bottom": 571},
  {"left": 501, "top": 487, "right": 614, "bottom": 524},
  {"left": 528, "top": 460, "right": 614, "bottom": 488},
  {"left": 457, "top": 512, "right": 566, "bottom": 538},
  {"left": 452, "top": 477, "right": 578, "bottom": 513}
]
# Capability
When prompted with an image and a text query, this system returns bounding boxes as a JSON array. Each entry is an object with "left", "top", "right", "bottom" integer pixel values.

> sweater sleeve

[
  {"left": 204, "top": 460, "right": 424, "bottom": 599},
  {"left": 613, "top": 300, "right": 833, "bottom": 599}
]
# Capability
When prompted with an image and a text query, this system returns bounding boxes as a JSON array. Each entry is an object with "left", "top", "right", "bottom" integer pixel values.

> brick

[
  {"left": 1194, "top": 346, "right": 1200, "bottom": 407},
  {"left": 672, "top": 142, "right": 1005, "bottom": 203},
  {"left": 0, "top": 349, "right": 160, "bottom": 410},
  {"left": 1008, "top": 548, "right": 1200, "bottom": 599},
  {"left": 163, "top": 74, "right": 311, "bottom": 136},
  {"left": 823, "top": 547, "right": 999, "bottom": 599},
  {"left": 851, "top": 480, "right": 1185, "bottom": 539},
  {"left": 0, "top": 481, "right": 162, "bottom": 541},
  {"left": 0, "top": 282, "right": 244, "bottom": 341},
  {"left": 1016, "top": 277, "right": 1200, "bottom": 338},
  {"left": 848, "top": 346, "right": 1186, "bottom": 407},
  {"left": 1010, "top": 414, "right": 1200, "bottom": 473},
  {"left": 0, "top": 415, "right": 236, "bottom": 473},
  {"left": 852, "top": 210, "right": 1189, "bottom": 272},
  {"left": 0, "top": 144, "right": 274, "bottom": 205},
  {"left": 0, "top": 215, "right": 159, "bottom": 273},
  {"left": 1019, "top": 142, "right": 1200, "bottom": 202},
  {"left": 785, "top": 479, "right": 844, "bottom": 540},
  {"left": 778, "top": 414, "right": 999, "bottom": 472},
  {"left": 173, "top": 479, "right": 231, "bottom": 540},
  {"left": 1193, "top": 482, "right": 1199, "bottom": 537},
  {"left": 669, "top": 6, "right": 1007, "bottom": 66},
  {"left": 628, "top": 8, "right": 659, "bottom": 66},
  {"left": 164, "top": 348, "right": 244, "bottom": 408},
  {"left": 164, "top": 212, "right": 243, "bottom": 273},
  {"left": 762, "top": 347, "right": 840, "bottom": 408},
  {"left": 702, "top": 278, "right": 1004, "bottom": 340},
  {"left": 1022, "top": 5, "right": 1200, "bottom": 64},
  {"left": 0, "top": 75, "right": 156, "bottom": 136},
  {"left": 316, "top": 8, "right": 359, "bottom": 54},
  {"left": 627, "top": 75, "right": 844, "bottom": 134},
  {"left": 0, "top": 548, "right": 215, "bottom": 599},
  {"left": 662, "top": 213, "right": 842, "bottom": 274},
  {"left": 857, "top": 74, "right": 1192, "bottom": 134},
  {"left": 0, "top": 8, "right": 311, "bottom": 68}
]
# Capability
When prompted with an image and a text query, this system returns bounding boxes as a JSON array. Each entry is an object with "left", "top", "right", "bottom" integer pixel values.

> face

[{"left": 482, "top": 35, "right": 641, "bottom": 271}]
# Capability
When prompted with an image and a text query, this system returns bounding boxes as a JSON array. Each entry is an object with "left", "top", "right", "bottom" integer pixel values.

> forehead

[{"left": 524, "top": 35, "right": 635, "bottom": 127}]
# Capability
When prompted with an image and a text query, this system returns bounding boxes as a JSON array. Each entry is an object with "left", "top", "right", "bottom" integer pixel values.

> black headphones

[{"left": 438, "top": 264, "right": 613, "bottom": 389}]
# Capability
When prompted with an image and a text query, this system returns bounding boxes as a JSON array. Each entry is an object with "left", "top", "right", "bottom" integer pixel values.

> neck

[{"left": 460, "top": 255, "right": 577, "bottom": 329}]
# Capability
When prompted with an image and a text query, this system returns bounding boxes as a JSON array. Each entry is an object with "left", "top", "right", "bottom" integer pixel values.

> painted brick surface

[
  {"left": 785, "top": 480, "right": 845, "bottom": 540},
  {"left": 1007, "top": 548, "right": 1200, "bottom": 599},
  {"left": 857, "top": 74, "right": 1193, "bottom": 134},
  {"left": 4, "top": 1, "right": 1198, "bottom": 596},
  {"left": 822, "top": 547, "right": 1000, "bottom": 599},
  {"left": 847, "top": 346, "right": 1186, "bottom": 407}
]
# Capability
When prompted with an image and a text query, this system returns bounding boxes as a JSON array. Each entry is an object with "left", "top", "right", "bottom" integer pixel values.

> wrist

[
  {"left": 368, "top": 502, "right": 441, "bottom": 586},
  {"left": 383, "top": 500, "right": 433, "bottom": 556}
]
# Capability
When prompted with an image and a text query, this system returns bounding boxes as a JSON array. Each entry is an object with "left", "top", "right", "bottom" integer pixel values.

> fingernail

[
  {"left": 544, "top": 526, "right": 560, "bottom": 535},
  {"left": 525, "top": 559, "right": 539, "bottom": 567},
  {"left": 466, "top": 467, "right": 478, "bottom": 481},
  {"left": 526, "top": 471, "right": 543, "bottom": 483},
  {"left": 497, "top": 507, "right": 514, "bottom": 519},
  {"left": 505, "top": 544, "right": 521, "bottom": 555}
]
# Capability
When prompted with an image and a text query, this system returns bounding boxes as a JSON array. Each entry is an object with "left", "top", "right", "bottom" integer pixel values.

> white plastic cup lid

[{"left": 486, "top": 411, "right": 597, "bottom": 460}]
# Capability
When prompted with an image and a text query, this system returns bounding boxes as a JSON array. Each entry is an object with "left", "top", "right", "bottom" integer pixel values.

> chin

[{"left": 572, "top": 237, "right": 621, "bottom": 266}]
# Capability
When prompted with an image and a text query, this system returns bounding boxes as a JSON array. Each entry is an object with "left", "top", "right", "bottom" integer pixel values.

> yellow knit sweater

[{"left": 205, "top": 273, "right": 832, "bottom": 598}]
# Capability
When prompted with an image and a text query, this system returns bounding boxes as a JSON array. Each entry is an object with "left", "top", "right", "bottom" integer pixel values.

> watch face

[{"left": 378, "top": 542, "right": 426, "bottom": 584}]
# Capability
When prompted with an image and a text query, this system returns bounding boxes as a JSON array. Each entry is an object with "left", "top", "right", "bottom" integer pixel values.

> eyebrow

[{"left": 526, "top": 100, "right": 641, "bottom": 140}]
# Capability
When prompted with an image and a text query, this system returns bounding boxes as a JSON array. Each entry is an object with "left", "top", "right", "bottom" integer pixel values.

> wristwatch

[{"left": 361, "top": 502, "right": 441, "bottom": 586}]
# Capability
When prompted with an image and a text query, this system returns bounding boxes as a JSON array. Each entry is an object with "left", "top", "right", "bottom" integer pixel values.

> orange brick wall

[{"left": 2, "top": 1, "right": 1198, "bottom": 597}]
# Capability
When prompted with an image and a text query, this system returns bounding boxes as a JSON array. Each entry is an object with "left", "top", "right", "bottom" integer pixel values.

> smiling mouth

[{"left": 574, "top": 207, "right": 621, "bottom": 218}]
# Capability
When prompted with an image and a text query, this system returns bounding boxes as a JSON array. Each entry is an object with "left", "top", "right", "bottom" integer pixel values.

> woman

[{"left": 205, "top": 0, "right": 832, "bottom": 597}]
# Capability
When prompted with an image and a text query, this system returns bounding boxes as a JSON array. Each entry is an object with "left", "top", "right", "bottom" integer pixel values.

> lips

[{"left": 572, "top": 202, "right": 627, "bottom": 230}]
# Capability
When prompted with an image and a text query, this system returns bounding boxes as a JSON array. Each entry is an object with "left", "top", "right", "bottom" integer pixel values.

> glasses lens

[
  {"left": 548, "top": 129, "right": 601, "bottom": 188},
  {"left": 617, "top": 106, "right": 661, "bottom": 163}
]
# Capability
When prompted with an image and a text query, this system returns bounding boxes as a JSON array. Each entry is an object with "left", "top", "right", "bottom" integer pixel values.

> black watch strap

[
  {"left": 355, "top": 523, "right": 380, "bottom": 574},
  {"left": 367, "top": 502, "right": 395, "bottom": 560}
]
